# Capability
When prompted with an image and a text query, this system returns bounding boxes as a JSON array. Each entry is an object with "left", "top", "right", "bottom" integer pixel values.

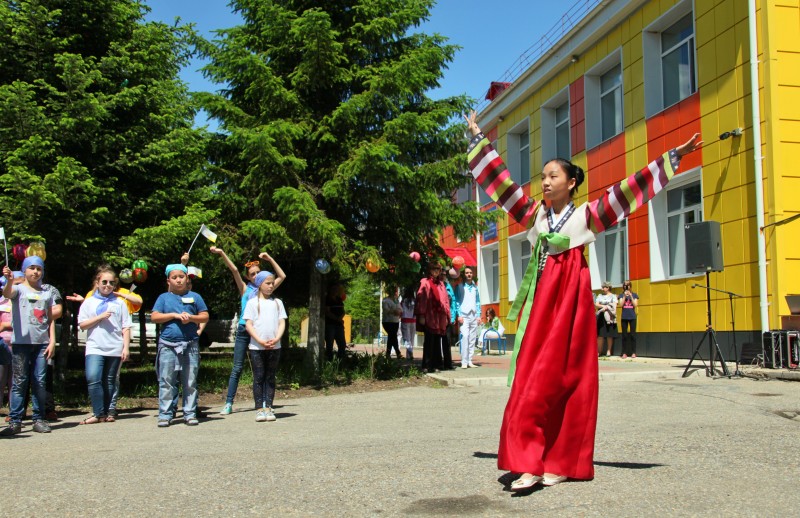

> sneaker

[
  {"left": 157, "top": 419, "right": 170, "bottom": 428},
  {"left": 461, "top": 365, "right": 468, "bottom": 369},
  {"left": 255, "top": 410, "right": 268, "bottom": 422},
  {"left": 1, "top": 422, "right": 21, "bottom": 436},
  {"left": 606, "top": 351, "right": 611, "bottom": 356},
  {"left": 220, "top": 403, "right": 232, "bottom": 415},
  {"left": 468, "top": 363, "right": 477, "bottom": 368},
  {"left": 184, "top": 417, "right": 199, "bottom": 426},
  {"left": 32, "top": 420, "right": 51, "bottom": 433},
  {"left": 265, "top": 409, "right": 277, "bottom": 422},
  {"left": 622, "top": 354, "right": 628, "bottom": 359}
]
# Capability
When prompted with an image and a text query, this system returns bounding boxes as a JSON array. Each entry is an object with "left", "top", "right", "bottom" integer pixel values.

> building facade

[{"left": 442, "top": 0, "right": 800, "bottom": 360}]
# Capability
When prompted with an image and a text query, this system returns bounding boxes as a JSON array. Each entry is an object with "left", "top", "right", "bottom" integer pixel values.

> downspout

[{"left": 748, "top": 0, "right": 769, "bottom": 333}]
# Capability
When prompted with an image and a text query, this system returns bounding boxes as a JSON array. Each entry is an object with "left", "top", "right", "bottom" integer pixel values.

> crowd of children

[{"left": 0, "top": 247, "right": 288, "bottom": 435}]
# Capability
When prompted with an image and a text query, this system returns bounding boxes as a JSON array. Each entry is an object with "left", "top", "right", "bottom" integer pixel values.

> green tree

[
  {"left": 197, "top": 0, "right": 487, "bottom": 373},
  {"left": 0, "top": 0, "right": 208, "bottom": 290},
  {"left": 344, "top": 273, "right": 380, "bottom": 342}
]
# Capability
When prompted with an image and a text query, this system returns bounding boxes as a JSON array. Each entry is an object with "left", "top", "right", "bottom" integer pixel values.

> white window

[
  {"left": 506, "top": 120, "right": 530, "bottom": 186},
  {"left": 589, "top": 220, "right": 628, "bottom": 289},
  {"left": 478, "top": 139, "right": 498, "bottom": 206},
  {"left": 600, "top": 65, "right": 623, "bottom": 141},
  {"left": 648, "top": 167, "right": 703, "bottom": 280},
  {"left": 507, "top": 233, "right": 532, "bottom": 301},
  {"left": 479, "top": 244, "right": 500, "bottom": 303},
  {"left": 541, "top": 88, "right": 570, "bottom": 165},
  {"left": 584, "top": 50, "right": 623, "bottom": 148},
  {"left": 643, "top": 0, "right": 697, "bottom": 117}
]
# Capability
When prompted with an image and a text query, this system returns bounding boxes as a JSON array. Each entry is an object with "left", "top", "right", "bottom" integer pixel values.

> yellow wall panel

[
  {"left": 699, "top": 82, "right": 719, "bottom": 117},
  {"left": 695, "top": 10, "right": 716, "bottom": 47},
  {"left": 714, "top": 29, "right": 738, "bottom": 79},
  {"left": 641, "top": 0, "right": 661, "bottom": 27},
  {"left": 773, "top": 6, "right": 800, "bottom": 50},
  {"left": 696, "top": 42, "right": 718, "bottom": 87},
  {"left": 716, "top": 101, "right": 740, "bottom": 135},
  {"left": 628, "top": 33, "right": 643, "bottom": 63},
  {"left": 776, "top": 52, "right": 800, "bottom": 86},
  {"left": 721, "top": 219, "right": 745, "bottom": 266},
  {"left": 607, "top": 27, "right": 621, "bottom": 50},
  {"left": 714, "top": 1, "right": 736, "bottom": 34},
  {"left": 695, "top": 0, "right": 715, "bottom": 17}
]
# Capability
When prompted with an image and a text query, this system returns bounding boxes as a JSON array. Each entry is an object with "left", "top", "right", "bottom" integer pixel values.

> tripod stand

[{"left": 682, "top": 272, "right": 731, "bottom": 378}]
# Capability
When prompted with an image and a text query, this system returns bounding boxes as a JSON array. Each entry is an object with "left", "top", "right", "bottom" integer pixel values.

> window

[
  {"left": 541, "top": 88, "right": 570, "bottom": 165},
  {"left": 643, "top": 0, "right": 697, "bottom": 117},
  {"left": 506, "top": 120, "right": 530, "bottom": 187},
  {"left": 600, "top": 65, "right": 623, "bottom": 141},
  {"left": 666, "top": 181, "right": 702, "bottom": 276},
  {"left": 589, "top": 220, "right": 628, "bottom": 289},
  {"left": 648, "top": 167, "right": 703, "bottom": 280},
  {"left": 584, "top": 50, "right": 623, "bottom": 148},
  {"left": 479, "top": 244, "right": 500, "bottom": 303},
  {"left": 479, "top": 139, "right": 498, "bottom": 206},
  {"left": 507, "top": 233, "right": 532, "bottom": 301}
]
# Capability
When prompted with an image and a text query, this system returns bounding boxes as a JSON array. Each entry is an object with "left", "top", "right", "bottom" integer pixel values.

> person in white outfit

[{"left": 455, "top": 266, "right": 481, "bottom": 368}]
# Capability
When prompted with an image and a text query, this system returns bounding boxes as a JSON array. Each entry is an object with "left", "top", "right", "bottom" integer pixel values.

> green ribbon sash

[{"left": 505, "top": 231, "right": 570, "bottom": 386}]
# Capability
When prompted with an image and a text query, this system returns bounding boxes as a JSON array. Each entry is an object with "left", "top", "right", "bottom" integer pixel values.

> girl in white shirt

[{"left": 244, "top": 271, "right": 287, "bottom": 423}]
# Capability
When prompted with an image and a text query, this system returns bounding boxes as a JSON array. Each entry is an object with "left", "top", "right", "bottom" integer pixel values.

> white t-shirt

[
  {"left": 78, "top": 294, "right": 132, "bottom": 356},
  {"left": 243, "top": 297, "right": 287, "bottom": 351}
]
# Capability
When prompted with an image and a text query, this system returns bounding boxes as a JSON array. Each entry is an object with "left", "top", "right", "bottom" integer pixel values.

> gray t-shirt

[{"left": 9, "top": 283, "right": 59, "bottom": 345}]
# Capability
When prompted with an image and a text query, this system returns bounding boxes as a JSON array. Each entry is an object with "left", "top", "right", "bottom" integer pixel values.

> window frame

[
  {"left": 479, "top": 243, "right": 500, "bottom": 304},
  {"left": 648, "top": 166, "right": 704, "bottom": 281},
  {"left": 507, "top": 231, "right": 532, "bottom": 302},
  {"left": 540, "top": 87, "right": 571, "bottom": 166},
  {"left": 584, "top": 49, "right": 624, "bottom": 149},
  {"left": 643, "top": 0, "right": 697, "bottom": 117},
  {"left": 589, "top": 219, "right": 629, "bottom": 290},
  {"left": 505, "top": 118, "right": 531, "bottom": 187}
]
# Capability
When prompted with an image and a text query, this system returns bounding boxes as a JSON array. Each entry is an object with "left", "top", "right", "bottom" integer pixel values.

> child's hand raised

[
  {"left": 209, "top": 246, "right": 223, "bottom": 255},
  {"left": 2, "top": 266, "right": 12, "bottom": 280}
]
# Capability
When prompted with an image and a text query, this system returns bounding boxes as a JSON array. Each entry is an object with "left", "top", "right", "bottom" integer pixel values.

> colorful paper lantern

[
  {"left": 26, "top": 242, "right": 46, "bottom": 261},
  {"left": 132, "top": 259, "right": 148, "bottom": 271},
  {"left": 452, "top": 255, "right": 465, "bottom": 270},
  {"left": 315, "top": 259, "right": 331, "bottom": 274},
  {"left": 409, "top": 251, "right": 421, "bottom": 262},
  {"left": 132, "top": 268, "right": 148, "bottom": 283},
  {"left": 119, "top": 269, "right": 134, "bottom": 284},
  {"left": 12, "top": 244, "right": 28, "bottom": 263},
  {"left": 365, "top": 258, "right": 380, "bottom": 273}
]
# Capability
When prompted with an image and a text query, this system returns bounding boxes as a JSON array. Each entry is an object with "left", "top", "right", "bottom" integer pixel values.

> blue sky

[{"left": 145, "top": 0, "right": 569, "bottom": 114}]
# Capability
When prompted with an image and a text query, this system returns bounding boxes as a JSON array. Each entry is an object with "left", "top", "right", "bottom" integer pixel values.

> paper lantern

[
  {"left": 132, "top": 268, "right": 148, "bottom": 283},
  {"left": 12, "top": 244, "right": 28, "bottom": 263},
  {"left": 132, "top": 259, "right": 148, "bottom": 271},
  {"left": 451, "top": 255, "right": 465, "bottom": 270},
  {"left": 409, "top": 251, "right": 420, "bottom": 262},
  {"left": 26, "top": 242, "right": 46, "bottom": 261},
  {"left": 365, "top": 258, "right": 380, "bottom": 273},
  {"left": 119, "top": 269, "right": 134, "bottom": 284},
  {"left": 315, "top": 259, "right": 331, "bottom": 274}
]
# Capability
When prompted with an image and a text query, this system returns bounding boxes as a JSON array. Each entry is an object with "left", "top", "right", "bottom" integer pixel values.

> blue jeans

[
  {"left": 85, "top": 354, "right": 121, "bottom": 418},
  {"left": 157, "top": 342, "right": 199, "bottom": 421},
  {"left": 9, "top": 344, "right": 48, "bottom": 424},
  {"left": 225, "top": 324, "right": 250, "bottom": 404}
]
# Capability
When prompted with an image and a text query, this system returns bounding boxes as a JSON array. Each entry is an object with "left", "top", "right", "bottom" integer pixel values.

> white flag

[
  {"left": 200, "top": 224, "right": 217, "bottom": 243},
  {"left": 0, "top": 227, "right": 5, "bottom": 240},
  {"left": 188, "top": 266, "right": 202, "bottom": 279}
]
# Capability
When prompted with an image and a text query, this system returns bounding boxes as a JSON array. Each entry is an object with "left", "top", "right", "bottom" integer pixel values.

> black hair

[{"left": 545, "top": 158, "right": 585, "bottom": 196}]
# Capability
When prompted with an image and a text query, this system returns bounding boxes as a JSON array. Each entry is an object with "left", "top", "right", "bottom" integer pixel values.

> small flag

[
  {"left": 0, "top": 227, "right": 5, "bottom": 240},
  {"left": 188, "top": 266, "right": 202, "bottom": 279},
  {"left": 199, "top": 224, "right": 217, "bottom": 243}
]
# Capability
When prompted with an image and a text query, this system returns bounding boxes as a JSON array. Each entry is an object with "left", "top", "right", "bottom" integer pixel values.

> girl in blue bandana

[{"left": 77, "top": 266, "right": 131, "bottom": 424}]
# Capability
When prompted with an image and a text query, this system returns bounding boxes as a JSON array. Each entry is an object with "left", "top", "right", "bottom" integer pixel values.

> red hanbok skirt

[{"left": 497, "top": 246, "right": 598, "bottom": 480}]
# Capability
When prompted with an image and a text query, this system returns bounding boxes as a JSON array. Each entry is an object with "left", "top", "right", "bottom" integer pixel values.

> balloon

[
  {"left": 409, "top": 251, "right": 421, "bottom": 262},
  {"left": 26, "top": 242, "right": 46, "bottom": 261},
  {"left": 452, "top": 255, "right": 465, "bottom": 270},
  {"left": 132, "top": 268, "right": 148, "bottom": 283},
  {"left": 315, "top": 258, "right": 331, "bottom": 274},
  {"left": 132, "top": 259, "right": 148, "bottom": 271},
  {"left": 12, "top": 244, "right": 27, "bottom": 264},
  {"left": 119, "top": 269, "right": 134, "bottom": 284},
  {"left": 365, "top": 258, "right": 380, "bottom": 273},
  {"left": 448, "top": 267, "right": 460, "bottom": 279}
]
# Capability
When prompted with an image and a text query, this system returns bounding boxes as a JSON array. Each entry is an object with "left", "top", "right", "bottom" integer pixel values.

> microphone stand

[{"left": 695, "top": 283, "right": 744, "bottom": 377}]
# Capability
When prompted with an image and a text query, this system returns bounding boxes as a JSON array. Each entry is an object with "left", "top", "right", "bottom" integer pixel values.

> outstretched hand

[
  {"left": 676, "top": 133, "right": 703, "bottom": 158},
  {"left": 463, "top": 110, "right": 482, "bottom": 137}
]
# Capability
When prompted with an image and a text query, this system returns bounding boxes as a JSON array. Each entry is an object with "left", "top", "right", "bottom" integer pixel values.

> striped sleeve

[
  {"left": 587, "top": 149, "right": 681, "bottom": 233},
  {"left": 467, "top": 133, "right": 538, "bottom": 227}
]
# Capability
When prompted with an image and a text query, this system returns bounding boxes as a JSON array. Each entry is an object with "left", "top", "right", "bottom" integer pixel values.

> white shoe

[
  {"left": 542, "top": 474, "right": 567, "bottom": 486},
  {"left": 461, "top": 365, "right": 468, "bottom": 369},
  {"left": 468, "top": 362, "right": 477, "bottom": 368},
  {"left": 255, "top": 410, "right": 267, "bottom": 422},
  {"left": 511, "top": 474, "right": 542, "bottom": 491}
]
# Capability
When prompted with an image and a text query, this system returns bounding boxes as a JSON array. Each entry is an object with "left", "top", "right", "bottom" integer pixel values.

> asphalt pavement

[{"left": 3, "top": 348, "right": 800, "bottom": 517}]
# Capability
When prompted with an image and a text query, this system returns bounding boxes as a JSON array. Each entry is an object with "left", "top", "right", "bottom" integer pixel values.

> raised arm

[
  {"left": 587, "top": 133, "right": 703, "bottom": 233},
  {"left": 209, "top": 246, "right": 246, "bottom": 296},
  {"left": 465, "top": 111, "right": 539, "bottom": 227},
  {"left": 258, "top": 251, "right": 286, "bottom": 290}
]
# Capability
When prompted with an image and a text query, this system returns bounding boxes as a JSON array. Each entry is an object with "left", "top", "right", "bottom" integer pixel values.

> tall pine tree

[{"left": 197, "top": 0, "right": 486, "bottom": 371}]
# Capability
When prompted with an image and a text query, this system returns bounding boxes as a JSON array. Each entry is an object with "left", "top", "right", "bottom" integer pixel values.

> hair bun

[{"left": 574, "top": 165, "right": 585, "bottom": 188}]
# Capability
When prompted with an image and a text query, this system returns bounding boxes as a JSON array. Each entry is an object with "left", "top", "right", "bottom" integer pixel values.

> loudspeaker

[{"left": 685, "top": 221, "right": 723, "bottom": 273}]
